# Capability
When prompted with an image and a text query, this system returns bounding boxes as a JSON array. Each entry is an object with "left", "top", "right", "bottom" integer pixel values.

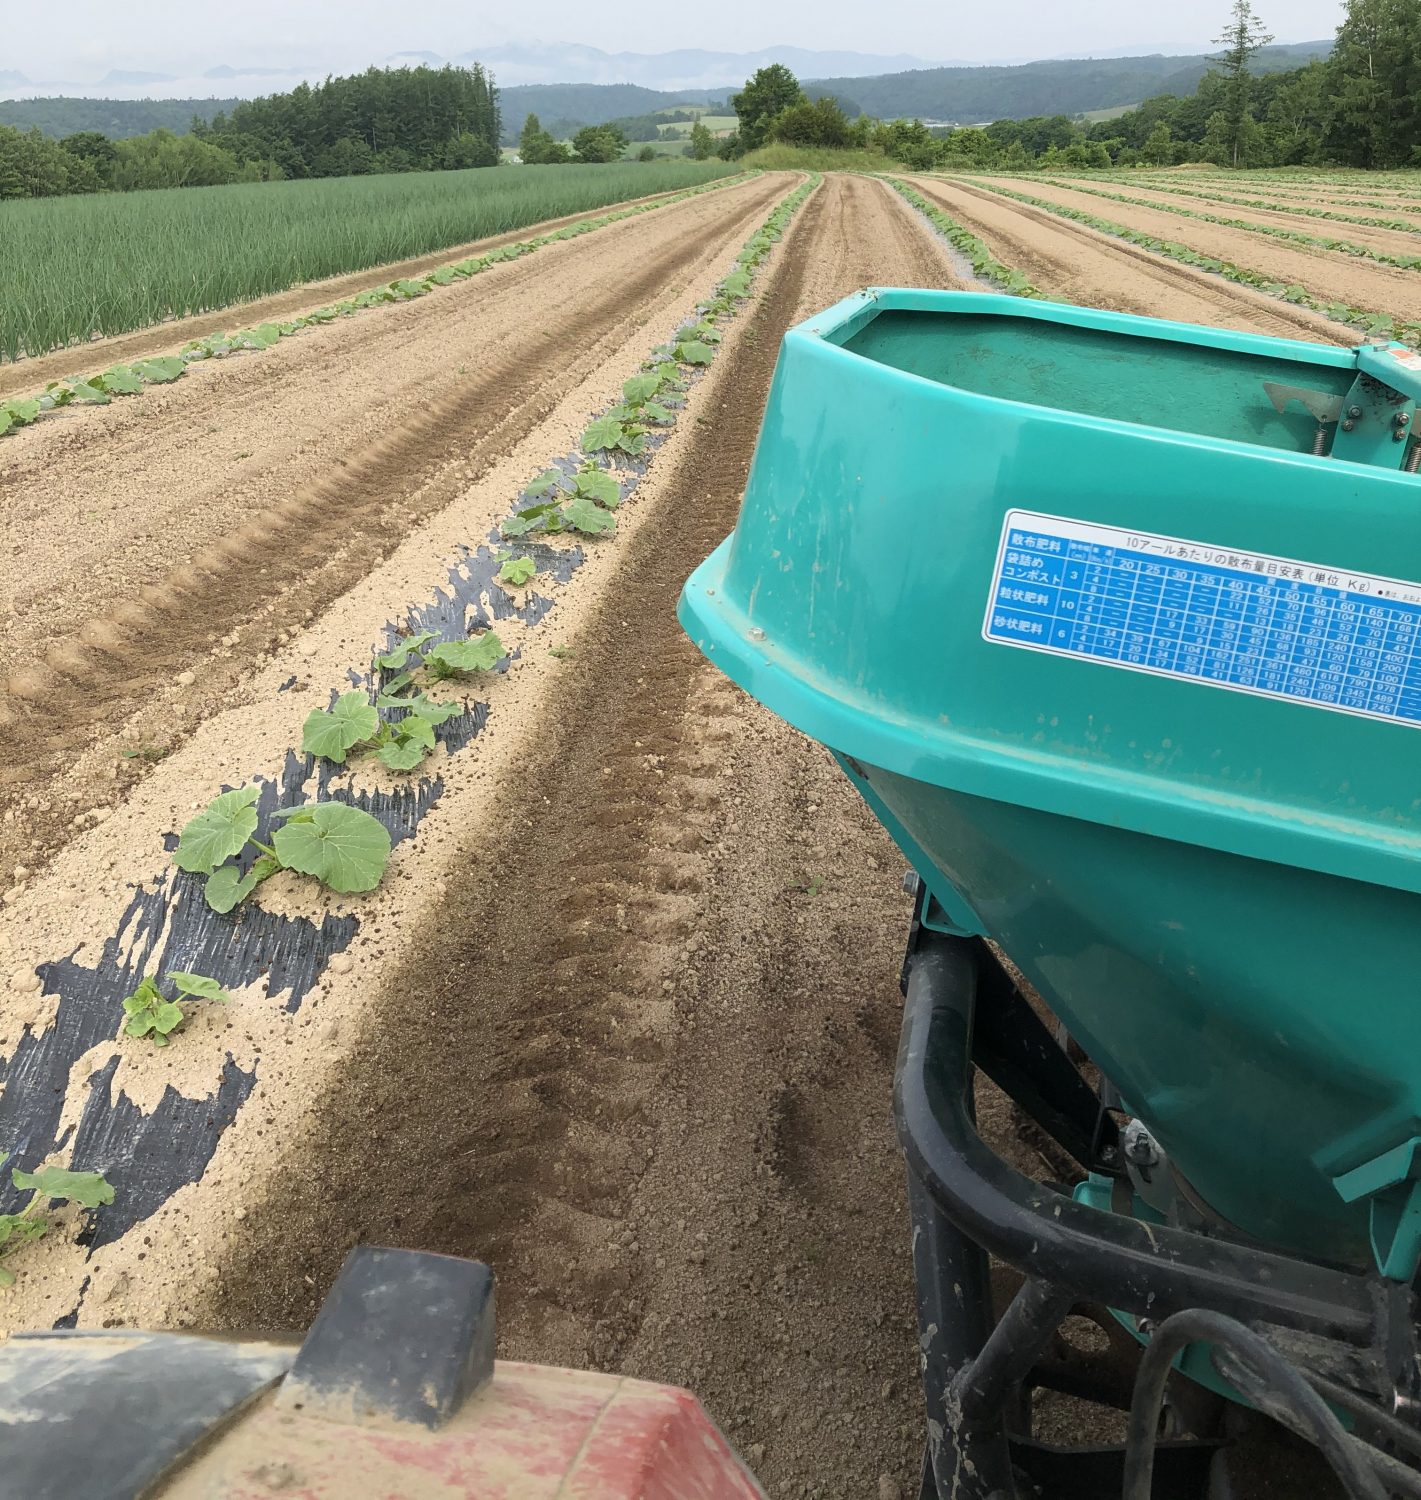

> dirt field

[
  {"left": 970, "top": 175, "right": 1421, "bottom": 321},
  {"left": 0, "top": 171, "right": 965, "bottom": 1497},
  {"left": 905, "top": 176, "right": 1349, "bottom": 339},
  {"left": 0, "top": 165, "right": 1398, "bottom": 1497},
  {"left": 1054, "top": 176, "right": 1421, "bottom": 259}
]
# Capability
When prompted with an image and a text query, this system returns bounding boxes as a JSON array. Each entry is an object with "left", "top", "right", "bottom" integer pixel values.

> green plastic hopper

[{"left": 679, "top": 288, "right": 1421, "bottom": 1281}]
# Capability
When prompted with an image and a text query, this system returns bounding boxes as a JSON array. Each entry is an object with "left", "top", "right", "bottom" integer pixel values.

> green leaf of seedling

[
  {"left": 582, "top": 414, "right": 627, "bottom": 452},
  {"left": 373, "top": 631, "right": 436, "bottom": 671},
  {"left": 95, "top": 366, "right": 143, "bottom": 396},
  {"left": 167, "top": 972, "right": 230, "bottom": 1003},
  {"left": 721, "top": 271, "right": 752, "bottom": 297},
  {"left": 396, "top": 714, "right": 437, "bottom": 750},
  {"left": 45, "top": 381, "right": 74, "bottom": 407},
  {"left": 403, "top": 693, "right": 462, "bottom": 725},
  {"left": 390, "top": 278, "right": 428, "bottom": 299},
  {"left": 12, "top": 1167, "right": 115, "bottom": 1210},
  {"left": 573, "top": 469, "right": 621, "bottom": 506},
  {"left": 175, "top": 786, "right": 261, "bottom": 875},
  {"left": 501, "top": 502, "right": 563, "bottom": 537},
  {"left": 68, "top": 380, "right": 111, "bottom": 405},
  {"left": 0, "top": 1214, "right": 46, "bottom": 1253},
  {"left": 301, "top": 691, "right": 379, "bottom": 764},
  {"left": 425, "top": 633, "right": 505, "bottom": 675},
  {"left": 523, "top": 469, "right": 564, "bottom": 498},
  {"left": 563, "top": 496, "right": 616, "bottom": 535},
  {"left": 271, "top": 803, "right": 392, "bottom": 894},
  {"left": 2, "top": 399, "right": 42, "bottom": 428},
  {"left": 676, "top": 340, "right": 715, "bottom": 366},
  {"left": 622, "top": 373, "right": 662, "bottom": 406},
  {"left": 498, "top": 556, "right": 537, "bottom": 586},
  {"left": 376, "top": 739, "right": 426, "bottom": 771},
  {"left": 132, "top": 356, "right": 185, "bottom": 385},
  {"left": 203, "top": 852, "right": 280, "bottom": 914},
  {"left": 640, "top": 402, "right": 674, "bottom": 426}
]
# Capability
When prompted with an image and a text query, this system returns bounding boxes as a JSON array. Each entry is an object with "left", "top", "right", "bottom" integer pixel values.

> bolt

[
  {"left": 748, "top": 626, "right": 765, "bottom": 642},
  {"left": 1099, "top": 1144, "right": 1118, "bottom": 1166},
  {"left": 1348, "top": 405, "right": 1364, "bottom": 419},
  {"left": 1138, "top": 1318, "right": 1156, "bottom": 1337},
  {"left": 1343, "top": 419, "right": 1356, "bottom": 432},
  {"left": 1397, "top": 412, "right": 1412, "bottom": 427}
]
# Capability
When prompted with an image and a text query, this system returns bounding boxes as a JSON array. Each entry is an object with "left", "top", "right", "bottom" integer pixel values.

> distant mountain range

[
  {"left": 0, "top": 40, "right": 1336, "bottom": 142},
  {"left": 811, "top": 41, "right": 1332, "bottom": 124}
]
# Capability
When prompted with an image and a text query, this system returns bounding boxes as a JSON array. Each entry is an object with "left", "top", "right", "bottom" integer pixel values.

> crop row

[
  {"left": 0, "top": 159, "right": 744, "bottom": 363},
  {"left": 1009, "top": 177, "right": 1421, "bottom": 271},
  {"left": 0, "top": 172, "right": 754, "bottom": 441},
  {"left": 0, "top": 172, "right": 822, "bottom": 1288},
  {"left": 1122, "top": 175, "right": 1421, "bottom": 224},
  {"left": 958, "top": 178, "right": 1421, "bottom": 346},
  {"left": 884, "top": 178, "right": 1041, "bottom": 297},
  {"left": 175, "top": 170, "right": 815, "bottom": 915},
  {"left": 1101, "top": 177, "right": 1421, "bottom": 236},
  {"left": 1132, "top": 175, "right": 1421, "bottom": 215}
]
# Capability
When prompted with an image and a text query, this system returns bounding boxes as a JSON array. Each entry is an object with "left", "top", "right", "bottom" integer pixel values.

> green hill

[{"left": 806, "top": 42, "right": 1331, "bottom": 123}]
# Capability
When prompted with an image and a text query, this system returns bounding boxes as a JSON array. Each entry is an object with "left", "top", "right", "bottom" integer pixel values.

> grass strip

[{"left": 883, "top": 177, "right": 1042, "bottom": 297}]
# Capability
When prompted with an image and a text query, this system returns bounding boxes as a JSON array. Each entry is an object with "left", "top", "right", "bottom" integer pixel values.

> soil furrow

[
  {"left": 906, "top": 176, "right": 1352, "bottom": 342},
  {"left": 0, "top": 173, "right": 788, "bottom": 883},
  {"left": 198, "top": 173, "right": 960, "bottom": 1500}
]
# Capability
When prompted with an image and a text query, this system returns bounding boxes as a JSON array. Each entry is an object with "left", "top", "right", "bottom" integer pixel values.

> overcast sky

[{"left": 5, "top": 0, "right": 1347, "bottom": 81}]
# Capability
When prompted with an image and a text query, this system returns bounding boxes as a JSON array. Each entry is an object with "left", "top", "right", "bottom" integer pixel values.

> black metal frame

[{"left": 894, "top": 920, "right": 1420, "bottom": 1500}]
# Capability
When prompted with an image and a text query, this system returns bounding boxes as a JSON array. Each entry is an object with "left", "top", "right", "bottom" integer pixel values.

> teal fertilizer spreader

[{"left": 680, "top": 289, "right": 1421, "bottom": 1500}]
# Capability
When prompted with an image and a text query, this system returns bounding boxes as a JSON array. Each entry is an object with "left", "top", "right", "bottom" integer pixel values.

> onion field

[{"left": 0, "top": 159, "right": 738, "bottom": 362}]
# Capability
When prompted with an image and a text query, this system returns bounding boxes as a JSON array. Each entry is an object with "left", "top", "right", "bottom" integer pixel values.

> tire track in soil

[
  {"left": 203, "top": 175, "right": 961, "bottom": 1499},
  {"left": 0, "top": 175, "right": 787, "bottom": 887},
  {"left": 907, "top": 177, "right": 1353, "bottom": 344}
]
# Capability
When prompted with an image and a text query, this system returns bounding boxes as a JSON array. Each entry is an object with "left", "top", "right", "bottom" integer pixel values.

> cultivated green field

[{"left": 0, "top": 159, "right": 738, "bottom": 363}]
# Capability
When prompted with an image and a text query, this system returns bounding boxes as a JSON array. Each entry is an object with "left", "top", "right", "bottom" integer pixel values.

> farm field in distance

[
  {"left": 0, "top": 158, "right": 738, "bottom": 361},
  {"left": 4, "top": 159, "right": 1421, "bottom": 1496}
]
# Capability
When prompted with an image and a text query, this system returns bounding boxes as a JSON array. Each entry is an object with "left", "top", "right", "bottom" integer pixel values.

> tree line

[
  {"left": 718, "top": 0, "right": 1419, "bottom": 171},
  {"left": 0, "top": 64, "right": 501, "bottom": 199}
]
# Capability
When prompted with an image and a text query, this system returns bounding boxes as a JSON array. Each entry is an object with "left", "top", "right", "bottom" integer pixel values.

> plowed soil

[
  {"left": 0, "top": 166, "right": 1392, "bottom": 1500},
  {"left": 973, "top": 174, "right": 1421, "bottom": 322},
  {"left": 199, "top": 170, "right": 964, "bottom": 1500},
  {"left": 904, "top": 176, "right": 1349, "bottom": 340},
  {"left": 0, "top": 173, "right": 784, "bottom": 888},
  {"left": 1057, "top": 176, "right": 1421, "bottom": 260}
]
